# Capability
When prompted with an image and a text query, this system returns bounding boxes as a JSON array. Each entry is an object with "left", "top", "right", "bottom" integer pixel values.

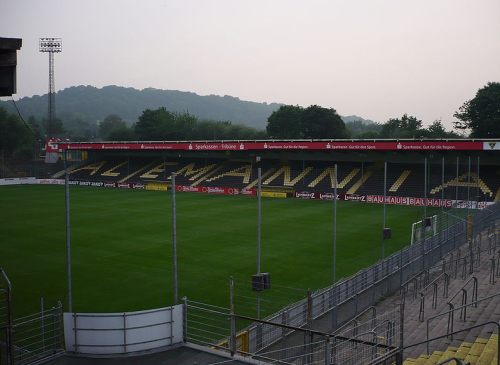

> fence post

[
  {"left": 229, "top": 277, "right": 236, "bottom": 356},
  {"left": 324, "top": 335, "right": 331, "bottom": 365},
  {"left": 307, "top": 289, "right": 313, "bottom": 329},
  {"left": 182, "top": 297, "right": 188, "bottom": 343}
]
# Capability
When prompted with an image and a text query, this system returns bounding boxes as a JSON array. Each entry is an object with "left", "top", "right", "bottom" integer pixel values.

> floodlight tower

[{"left": 39, "top": 38, "right": 62, "bottom": 138}]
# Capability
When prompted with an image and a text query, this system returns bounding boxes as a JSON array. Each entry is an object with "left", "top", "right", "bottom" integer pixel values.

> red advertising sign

[
  {"left": 56, "top": 140, "right": 487, "bottom": 151},
  {"left": 176, "top": 185, "right": 238, "bottom": 195},
  {"left": 240, "top": 189, "right": 257, "bottom": 196},
  {"left": 38, "top": 178, "right": 64, "bottom": 185},
  {"left": 46, "top": 139, "right": 59, "bottom": 152}
]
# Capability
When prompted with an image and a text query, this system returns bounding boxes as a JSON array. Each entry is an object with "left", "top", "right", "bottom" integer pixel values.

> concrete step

[
  {"left": 454, "top": 341, "right": 474, "bottom": 361},
  {"left": 476, "top": 334, "right": 499, "bottom": 365},
  {"left": 423, "top": 350, "right": 444, "bottom": 365},
  {"left": 463, "top": 338, "right": 489, "bottom": 365},
  {"left": 436, "top": 346, "right": 459, "bottom": 364}
]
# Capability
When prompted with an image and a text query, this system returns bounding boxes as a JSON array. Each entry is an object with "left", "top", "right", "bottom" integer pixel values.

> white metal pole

[
  {"left": 333, "top": 164, "right": 337, "bottom": 284},
  {"left": 257, "top": 168, "right": 262, "bottom": 319},
  {"left": 172, "top": 172, "right": 178, "bottom": 305},
  {"left": 64, "top": 150, "right": 73, "bottom": 312},
  {"left": 382, "top": 162, "right": 387, "bottom": 259}
]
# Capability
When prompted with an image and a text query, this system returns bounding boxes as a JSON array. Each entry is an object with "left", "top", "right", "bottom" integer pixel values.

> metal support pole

[
  {"left": 41, "top": 296, "right": 46, "bottom": 354},
  {"left": 456, "top": 156, "right": 459, "bottom": 203},
  {"left": 257, "top": 167, "right": 262, "bottom": 274},
  {"left": 230, "top": 276, "right": 236, "bottom": 356},
  {"left": 172, "top": 172, "right": 178, "bottom": 305},
  {"left": 64, "top": 150, "right": 73, "bottom": 313},
  {"left": 421, "top": 158, "right": 427, "bottom": 271},
  {"left": 1, "top": 269, "right": 14, "bottom": 365},
  {"left": 333, "top": 164, "right": 337, "bottom": 284},
  {"left": 382, "top": 162, "right": 387, "bottom": 259},
  {"left": 477, "top": 156, "right": 480, "bottom": 203},
  {"left": 440, "top": 157, "right": 444, "bottom": 258},
  {"left": 257, "top": 168, "right": 262, "bottom": 319},
  {"left": 467, "top": 156, "right": 471, "bottom": 214}
]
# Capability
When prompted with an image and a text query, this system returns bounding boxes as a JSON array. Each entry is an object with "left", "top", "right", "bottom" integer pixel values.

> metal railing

[
  {"left": 0, "top": 269, "right": 13, "bottom": 365},
  {"left": 419, "top": 272, "right": 450, "bottom": 321},
  {"left": 184, "top": 298, "right": 402, "bottom": 365},
  {"left": 415, "top": 321, "right": 500, "bottom": 365},
  {"left": 12, "top": 302, "right": 64, "bottom": 365}
]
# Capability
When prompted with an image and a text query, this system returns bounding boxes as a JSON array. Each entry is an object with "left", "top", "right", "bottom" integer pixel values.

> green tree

[
  {"left": 98, "top": 114, "right": 126, "bottom": 138},
  {"left": 27, "top": 116, "right": 43, "bottom": 140},
  {"left": 266, "top": 104, "right": 350, "bottom": 139},
  {"left": 134, "top": 107, "right": 198, "bottom": 141},
  {"left": 41, "top": 117, "right": 66, "bottom": 137},
  {"left": 346, "top": 120, "right": 383, "bottom": 138},
  {"left": 266, "top": 105, "right": 303, "bottom": 138},
  {"left": 0, "top": 107, "right": 34, "bottom": 157},
  {"left": 379, "top": 114, "right": 423, "bottom": 138},
  {"left": 454, "top": 82, "right": 500, "bottom": 138},
  {"left": 135, "top": 107, "right": 176, "bottom": 140},
  {"left": 106, "top": 126, "right": 136, "bottom": 141},
  {"left": 191, "top": 120, "right": 231, "bottom": 140},
  {"left": 426, "top": 119, "right": 461, "bottom": 138},
  {"left": 356, "top": 130, "right": 379, "bottom": 139},
  {"left": 302, "top": 105, "right": 350, "bottom": 139}
]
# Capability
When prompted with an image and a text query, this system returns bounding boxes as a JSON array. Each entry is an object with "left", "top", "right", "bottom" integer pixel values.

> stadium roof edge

[{"left": 51, "top": 139, "right": 500, "bottom": 152}]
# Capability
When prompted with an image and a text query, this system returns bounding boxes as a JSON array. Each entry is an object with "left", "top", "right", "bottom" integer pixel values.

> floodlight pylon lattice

[{"left": 39, "top": 38, "right": 62, "bottom": 138}]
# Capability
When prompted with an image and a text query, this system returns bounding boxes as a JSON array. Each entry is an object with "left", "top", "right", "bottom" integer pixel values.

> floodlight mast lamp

[{"left": 39, "top": 38, "right": 62, "bottom": 139}]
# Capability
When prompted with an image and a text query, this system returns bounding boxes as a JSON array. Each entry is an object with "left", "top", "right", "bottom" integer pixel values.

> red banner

[
  {"left": 240, "top": 189, "right": 257, "bottom": 196},
  {"left": 56, "top": 140, "right": 486, "bottom": 151},
  {"left": 46, "top": 139, "right": 59, "bottom": 153},
  {"left": 175, "top": 185, "right": 238, "bottom": 195}
]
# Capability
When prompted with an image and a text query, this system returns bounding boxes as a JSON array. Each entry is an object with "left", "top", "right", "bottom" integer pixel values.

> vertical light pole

[{"left": 39, "top": 38, "right": 62, "bottom": 138}]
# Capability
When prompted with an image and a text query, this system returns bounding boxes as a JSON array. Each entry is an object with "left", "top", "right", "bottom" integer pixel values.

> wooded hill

[
  {"left": 0, "top": 85, "right": 281, "bottom": 130},
  {"left": 0, "top": 85, "right": 374, "bottom": 131}
]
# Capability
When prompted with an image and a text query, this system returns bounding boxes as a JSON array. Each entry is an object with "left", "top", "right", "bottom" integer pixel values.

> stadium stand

[{"left": 64, "top": 155, "right": 500, "bottom": 204}]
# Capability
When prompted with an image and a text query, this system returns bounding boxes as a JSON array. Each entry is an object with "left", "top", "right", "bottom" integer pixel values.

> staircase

[
  {"left": 404, "top": 334, "right": 499, "bottom": 365},
  {"left": 373, "top": 221, "right": 500, "bottom": 363}
]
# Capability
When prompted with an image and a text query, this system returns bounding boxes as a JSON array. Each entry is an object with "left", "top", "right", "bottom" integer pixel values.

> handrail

[
  {"left": 447, "top": 276, "right": 478, "bottom": 309},
  {"left": 446, "top": 277, "right": 478, "bottom": 325},
  {"left": 426, "top": 290, "right": 500, "bottom": 354},
  {"left": 399, "top": 270, "right": 428, "bottom": 308},
  {"left": 457, "top": 257, "right": 467, "bottom": 280},
  {"left": 409, "top": 321, "right": 500, "bottom": 365},
  {"left": 333, "top": 305, "right": 377, "bottom": 335},
  {"left": 418, "top": 272, "right": 451, "bottom": 321}
]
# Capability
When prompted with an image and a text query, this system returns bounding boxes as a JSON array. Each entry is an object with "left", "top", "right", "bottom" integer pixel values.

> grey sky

[{"left": 2, "top": 0, "right": 499, "bottom": 129}]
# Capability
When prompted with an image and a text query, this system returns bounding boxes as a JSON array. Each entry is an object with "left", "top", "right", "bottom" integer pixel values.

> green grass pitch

[{"left": 1, "top": 184, "right": 427, "bottom": 318}]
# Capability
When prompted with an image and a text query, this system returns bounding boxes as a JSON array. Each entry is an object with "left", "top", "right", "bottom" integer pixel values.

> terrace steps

[
  {"left": 367, "top": 225, "right": 500, "bottom": 362},
  {"left": 403, "top": 334, "right": 498, "bottom": 365}
]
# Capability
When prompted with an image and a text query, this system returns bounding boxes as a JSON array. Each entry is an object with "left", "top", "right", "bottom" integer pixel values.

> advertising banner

[
  {"left": 175, "top": 185, "right": 238, "bottom": 195},
  {"left": 240, "top": 189, "right": 257, "bottom": 196},
  {"left": 294, "top": 191, "right": 367, "bottom": 202},
  {"left": 57, "top": 140, "right": 487, "bottom": 152},
  {"left": 261, "top": 192, "right": 287, "bottom": 198}
]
